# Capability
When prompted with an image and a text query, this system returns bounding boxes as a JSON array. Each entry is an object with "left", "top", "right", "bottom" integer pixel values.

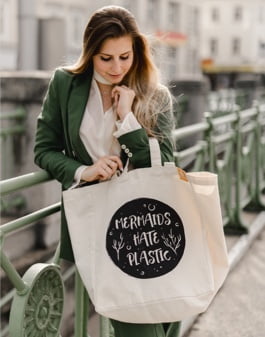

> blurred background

[
  {"left": 0, "top": 1, "right": 265, "bottom": 336},
  {"left": 1, "top": 0, "right": 265, "bottom": 87}
]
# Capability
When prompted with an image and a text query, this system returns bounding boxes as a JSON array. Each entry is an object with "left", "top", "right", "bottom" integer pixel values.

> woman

[{"left": 34, "top": 5, "right": 180, "bottom": 337}]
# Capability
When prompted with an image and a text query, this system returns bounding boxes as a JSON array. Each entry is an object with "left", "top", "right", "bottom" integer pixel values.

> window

[
  {"left": 232, "top": 38, "right": 241, "bottom": 56},
  {"left": 185, "top": 49, "right": 199, "bottom": 75},
  {"left": 234, "top": 6, "right": 242, "bottom": 21},
  {"left": 168, "top": 2, "right": 180, "bottom": 30},
  {"left": 69, "top": 9, "right": 85, "bottom": 48},
  {"left": 162, "top": 46, "right": 178, "bottom": 81},
  {"left": 168, "top": 46, "right": 177, "bottom": 58},
  {"left": 258, "top": 6, "right": 264, "bottom": 23},
  {"left": 191, "top": 49, "right": 199, "bottom": 74},
  {"left": 210, "top": 38, "right": 218, "bottom": 57},
  {"left": 192, "top": 7, "right": 199, "bottom": 35},
  {"left": 259, "top": 41, "right": 265, "bottom": 58},
  {"left": 0, "top": 0, "right": 8, "bottom": 39},
  {"left": 185, "top": 49, "right": 192, "bottom": 74},
  {"left": 211, "top": 7, "right": 219, "bottom": 22},
  {"left": 148, "top": 0, "right": 159, "bottom": 27},
  {"left": 0, "top": 3, "right": 4, "bottom": 35}
]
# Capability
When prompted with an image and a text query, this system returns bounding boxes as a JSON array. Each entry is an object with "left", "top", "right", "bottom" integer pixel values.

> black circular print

[{"left": 106, "top": 198, "right": 185, "bottom": 279}]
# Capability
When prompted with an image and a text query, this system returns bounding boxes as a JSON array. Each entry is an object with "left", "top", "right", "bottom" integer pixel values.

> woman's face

[{"left": 93, "top": 35, "right": 134, "bottom": 84}]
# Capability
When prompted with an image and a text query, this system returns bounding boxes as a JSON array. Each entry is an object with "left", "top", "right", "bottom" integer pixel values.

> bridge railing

[
  {"left": 173, "top": 101, "right": 265, "bottom": 234},
  {"left": 0, "top": 107, "right": 27, "bottom": 213},
  {"left": 0, "top": 103, "right": 265, "bottom": 336},
  {"left": 207, "top": 89, "right": 249, "bottom": 116}
]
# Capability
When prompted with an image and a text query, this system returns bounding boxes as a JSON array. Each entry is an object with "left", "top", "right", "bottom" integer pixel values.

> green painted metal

[
  {"left": 1, "top": 170, "right": 51, "bottom": 196},
  {"left": 0, "top": 107, "right": 27, "bottom": 182},
  {"left": 0, "top": 101, "right": 264, "bottom": 336},
  {"left": 100, "top": 316, "right": 112, "bottom": 337},
  {"left": 74, "top": 271, "right": 90, "bottom": 337},
  {"left": 208, "top": 89, "right": 249, "bottom": 116},
  {"left": 0, "top": 203, "right": 61, "bottom": 236},
  {"left": 0, "top": 194, "right": 26, "bottom": 213},
  {"left": 0, "top": 108, "right": 26, "bottom": 120},
  {"left": 244, "top": 102, "right": 265, "bottom": 210},
  {"left": 173, "top": 102, "right": 265, "bottom": 234},
  {"left": 173, "top": 94, "right": 189, "bottom": 126},
  {"left": 9, "top": 263, "right": 64, "bottom": 337},
  {"left": 0, "top": 251, "right": 28, "bottom": 294},
  {"left": 0, "top": 170, "right": 63, "bottom": 337},
  {"left": 0, "top": 125, "right": 26, "bottom": 137}
]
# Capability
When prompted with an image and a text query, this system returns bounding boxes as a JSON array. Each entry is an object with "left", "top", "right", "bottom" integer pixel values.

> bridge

[{"left": 0, "top": 73, "right": 265, "bottom": 337}]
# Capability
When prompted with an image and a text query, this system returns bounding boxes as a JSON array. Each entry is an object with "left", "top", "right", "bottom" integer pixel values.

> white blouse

[{"left": 74, "top": 78, "right": 141, "bottom": 183}]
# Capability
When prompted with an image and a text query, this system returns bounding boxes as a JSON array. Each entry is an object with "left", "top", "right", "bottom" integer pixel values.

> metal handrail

[
  {"left": 0, "top": 202, "right": 61, "bottom": 236},
  {"left": 1, "top": 170, "right": 51, "bottom": 195}
]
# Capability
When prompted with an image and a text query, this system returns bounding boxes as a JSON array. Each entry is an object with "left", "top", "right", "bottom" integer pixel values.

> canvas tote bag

[{"left": 63, "top": 138, "right": 229, "bottom": 323}]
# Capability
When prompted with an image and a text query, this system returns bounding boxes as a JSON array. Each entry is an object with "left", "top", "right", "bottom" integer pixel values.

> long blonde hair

[{"left": 67, "top": 6, "right": 171, "bottom": 136}]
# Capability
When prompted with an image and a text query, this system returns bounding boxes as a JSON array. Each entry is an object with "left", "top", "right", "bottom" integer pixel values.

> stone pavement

[{"left": 182, "top": 211, "right": 265, "bottom": 337}]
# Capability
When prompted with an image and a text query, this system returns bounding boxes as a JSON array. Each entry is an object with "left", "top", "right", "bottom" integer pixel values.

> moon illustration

[{"left": 148, "top": 204, "right": 156, "bottom": 211}]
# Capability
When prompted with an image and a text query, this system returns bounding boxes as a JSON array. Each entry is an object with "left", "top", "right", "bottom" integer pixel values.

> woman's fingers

[
  {"left": 98, "top": 156, "right": 123, "bottom": 180},
  {"left": 105, "top": 159, "right": 117, "bottom": 170},
  {"left": 81, "top": 156, "right": 123, "bottom": 182},
  {"left": 108, "top": 156, "right": 123, "bottom": 170},
  {"left": 111, "top": 85, "right": 135, "bottom": 121},
  {"left": 99, "top": 165, "right": 112, "bottom": 178}
]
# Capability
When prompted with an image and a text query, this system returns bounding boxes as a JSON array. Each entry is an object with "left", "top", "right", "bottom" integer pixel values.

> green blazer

[{"left": 34, "top": 68, "right": 175, "bottom": 261}]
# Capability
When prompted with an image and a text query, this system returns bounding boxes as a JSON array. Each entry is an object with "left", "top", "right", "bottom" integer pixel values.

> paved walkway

[{"left": 183, "top": 212, "right": 265, "bottom": 337}]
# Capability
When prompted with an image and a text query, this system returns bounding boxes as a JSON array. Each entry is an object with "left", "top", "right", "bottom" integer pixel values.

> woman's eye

[
  {"left": 100, "top": 57, "right": 111, "bottom": 62},
  {"left": 120, "top": 55, "right": 129, "bottom": 60}
]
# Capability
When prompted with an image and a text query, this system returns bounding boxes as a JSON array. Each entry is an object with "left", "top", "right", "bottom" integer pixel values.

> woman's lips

[{"left": 109, "top": 74, "right": 123, "bottom": 79}]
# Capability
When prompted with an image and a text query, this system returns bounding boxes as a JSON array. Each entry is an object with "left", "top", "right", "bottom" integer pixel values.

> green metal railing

[
  {"left": 173, "top": 101, "right": 265, "bottom": 234},
  {"left": 207, "top": 89, "right": 249, "bottom": 116},
  {"left": 0, "top": 108, "right": 26, "bottom": 138},
  {"left": 0, "top": 107, "right": 27, "bottom": 214},
  {"left": 0, "top": 102, "right": 265, "bottom": 336}
]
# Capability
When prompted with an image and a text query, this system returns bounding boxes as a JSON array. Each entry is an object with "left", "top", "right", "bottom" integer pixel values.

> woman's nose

[{"left": 111, "top": 60, "right": 122, "bottom": 74}]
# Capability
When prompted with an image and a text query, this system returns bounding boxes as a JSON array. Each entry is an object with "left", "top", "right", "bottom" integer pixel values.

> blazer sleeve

[
  {"left": 34, "top": 69, "right": 83, "bottom": 189},
  {"left": 117, "top": 85, "right": 175, "bottom": 168}
]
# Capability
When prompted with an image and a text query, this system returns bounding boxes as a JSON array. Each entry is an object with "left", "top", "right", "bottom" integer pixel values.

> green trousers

[{"left": 111, "top": 320, "right": 181, "bottom": 337}]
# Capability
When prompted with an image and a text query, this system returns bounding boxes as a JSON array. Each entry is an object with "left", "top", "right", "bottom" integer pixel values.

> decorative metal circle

[
  {"left": 23, "top": 267, "right": 64, "bottom": 335},
  {"left": 9, "top": 264, "right": 64, "bottom": 337}
]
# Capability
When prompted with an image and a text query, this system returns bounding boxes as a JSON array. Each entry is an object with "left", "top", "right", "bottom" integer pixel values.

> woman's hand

[
  {"left": 81, "top": 155, "right": 123, "bottom": 182},
  {"left": 112, "top": 85, "right": 135, "bottom": 121}
]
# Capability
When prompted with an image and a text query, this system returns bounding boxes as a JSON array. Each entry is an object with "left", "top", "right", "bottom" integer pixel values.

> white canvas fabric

[{"left": 63, "top": 139, "right": 229, "bottom": 323}]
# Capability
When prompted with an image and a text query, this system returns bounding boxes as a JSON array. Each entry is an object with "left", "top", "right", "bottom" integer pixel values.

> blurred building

[
  {"left": 0, "top": 0, "right": 201, "bottom": 82},
  {"left": 199, "top": 0, "right": 265, "bottom": 89},
  {"left": 0, "top": 0, "right": 18, "bottom": 70}
]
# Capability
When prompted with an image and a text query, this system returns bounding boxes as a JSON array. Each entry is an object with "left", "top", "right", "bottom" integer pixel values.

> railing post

[
  {"left": 74, "top": 269, "right": 89, "bottom": 337},
  {"left": 204, "top": 111, "right": 214, "bottom": 172},
  {"left": 0, "top": 107, "right": 27, "bottom": 180},
  {"left": 225, "top": 106, "right": 248, "bottom": 235},
  {"left": 100, "top": 316, "right": 112, "bottom": 337},
  {"left": 244, "top": 101, "right": 265, "bottom": 210}
]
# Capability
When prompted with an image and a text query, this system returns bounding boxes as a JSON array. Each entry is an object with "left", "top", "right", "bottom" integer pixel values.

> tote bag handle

[
  {"left": 149, "top": 137, "right": 162, "bottom": 167},
  {"left": 123, "top": 137, "right": 162, "bottom": 172}
]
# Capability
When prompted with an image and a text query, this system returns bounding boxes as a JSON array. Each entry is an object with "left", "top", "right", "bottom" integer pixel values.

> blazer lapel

[{"left": 68, "top": 71, "right": 93, "bottom": 165}]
